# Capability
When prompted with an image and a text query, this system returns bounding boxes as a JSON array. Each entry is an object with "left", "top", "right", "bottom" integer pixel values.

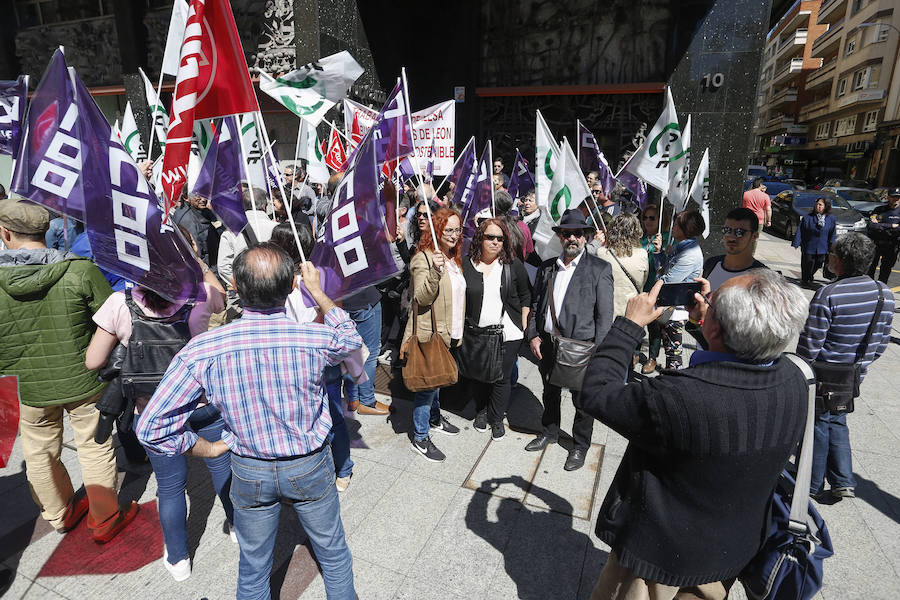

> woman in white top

[{"left": 461, "top": 219, "right": 532, "bottom": 441}]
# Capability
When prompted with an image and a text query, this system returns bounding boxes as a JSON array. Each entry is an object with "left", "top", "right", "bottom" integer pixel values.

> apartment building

[
  {"left": 755, "top": 0, "right": 900, "bottom": 183},
  {"left": 752, "top": 1, "right": 827, "bottom": 175}
]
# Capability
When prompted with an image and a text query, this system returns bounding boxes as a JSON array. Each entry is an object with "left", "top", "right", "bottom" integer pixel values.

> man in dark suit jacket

[
  {"left": 582, "top": 269, "right": 809, "bottom": 597},
  {"left": 524, "top": 209, "right": 614, "bottom": 471}
]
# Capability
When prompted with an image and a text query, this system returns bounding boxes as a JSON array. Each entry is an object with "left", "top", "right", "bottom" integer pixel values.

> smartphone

[{"left": 656, "top": 282, "right": 702, "bottom": 307}]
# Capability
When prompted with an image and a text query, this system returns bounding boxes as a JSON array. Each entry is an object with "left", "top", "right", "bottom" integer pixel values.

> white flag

[
  {"left": 623, "top": 87, "right": 681, "bottom": 192},
  {"left": 139, "top": 67, "right": 167, "bottom": 152},
  {"left": 689, "top": 147, "right": 711, "bottom": 238},
  {"left": 535, "top": 109, "right": 560, "bottom": 210},
  {"left": 113, "top": 119, "right": 121, "bottom": 142},
  {"left": 533, "top": 137, "right": 591, "bottom": 260},
  {"left": 667, "top": 115, "right": 691, "bottom": 213},
  {"left": 120, "top": 101, "right": 147, "bottom": 162},
  {"left": 298, "top": 119, "right": 330, "bottom": 184},
  {"left": 259, "top": 51, "right": 364, "bottom": 126},
  {"left": 237, "top": 114, "right": 269, "bottom": 191},
  {"left": 161, "top": 0, "right": 189, "bottom": 76}
]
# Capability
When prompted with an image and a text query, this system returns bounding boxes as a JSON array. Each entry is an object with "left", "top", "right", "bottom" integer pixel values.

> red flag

[
  {"left": 0, "top": 376, "right": 19, "bottom": 468},
  {"left": 324, "top": 125, "right": 346, "bottom": 171},
  {"left": 161, "top": 0, "right": 260, "bottom": 218},
  {"left": 350, "top": 112, "right": 362, "bottom": 148}
]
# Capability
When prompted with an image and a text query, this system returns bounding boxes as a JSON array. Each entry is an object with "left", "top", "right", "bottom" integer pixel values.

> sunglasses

[
  {"left": 591, "top": 189, "right": 603, "bottom": 194},
  {"left": 721, "top": 226, "right": 751, "bottom": 238},
  {"left": 484, "top": 234, "right": 504, "bottom": 242},
  {"left": 558, "top": 231, "right": 585, "bottom": 239},
  {"left": 642, "top": 215, "right": 658, "bottom": 221},
  {"left": 416, "top": 212, "right": 428, "bottom": 218}
]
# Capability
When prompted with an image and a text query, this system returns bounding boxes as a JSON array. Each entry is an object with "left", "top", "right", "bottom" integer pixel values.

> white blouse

[
  {"left": 445, "top": 258, "right": 466, "bottom": 341},
  {"left": 475, "top": 260, "right": 523, "bottom": 342}
]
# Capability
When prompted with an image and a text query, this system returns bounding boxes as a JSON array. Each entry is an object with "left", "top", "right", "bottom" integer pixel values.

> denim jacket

[{"left": 661, "top": 238, "right": 703, "bottom": 284}]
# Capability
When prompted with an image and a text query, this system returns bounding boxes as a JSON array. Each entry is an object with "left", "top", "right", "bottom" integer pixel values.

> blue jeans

[
  {"left": 324, "top": 365, "right": 353, "bottom": 478},
  {"left": 146, "top": 404, "right": 234, "bottom": 564},
  {"left": 344, "top": 302, "right": 381, "bottom": 408},
  {"left": 412, "top": 389, "right": 441, "bottom": 442},
  {"left": 230, "top": 450, "right": 354, "bottom": 600},
  {"left": 811, "top": 411, "right": 855, "bottom": 494}
]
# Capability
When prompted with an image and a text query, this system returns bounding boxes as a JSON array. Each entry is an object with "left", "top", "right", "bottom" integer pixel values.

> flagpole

[
  {"left": 146, "top": 69, "right": 165, "bottom": 162},
  {"left": 326, "top": 119, "right": 352, "bottom": 144},
  {"left": 576, "top": 119, "right": 581, "bottom": 170},
  {"left": 293, "top": 118, "right": 304, "bottom": 181},
  {"left": 488, "top": 140, "right": 495, "bottom": 218},
  {"left": 236, "top": 114, "right": 267, "bottom": 247},
  {"left": 255, "top": 110, "right": 307, "bottom": 264},
  {"left": 401, "top": 68, "right": 438, "bottom": 252}
]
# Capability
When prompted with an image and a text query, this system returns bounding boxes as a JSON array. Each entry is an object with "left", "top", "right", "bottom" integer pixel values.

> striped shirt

[
  {"left": 136, "top": 306, "right": 363, "bottom": 458},
  {"left": 797, "top": 275, "right": 894, "bottom": 379}
]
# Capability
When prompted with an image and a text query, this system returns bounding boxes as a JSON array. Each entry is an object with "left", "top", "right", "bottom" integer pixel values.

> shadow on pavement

[
  {"left": 854, "top": 473, "right": 900, "bottom": 526},
  {"left": 466, "top": 475, "right": 607, "bottom": 599}
]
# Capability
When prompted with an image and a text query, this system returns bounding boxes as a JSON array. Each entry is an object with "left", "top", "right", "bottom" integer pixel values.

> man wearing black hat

[
  {"left": 524, "top": 209, "right": 614, "bottom": 471},
  {"left": 867, "top": 187, "right": 900, "bottom": 284}
]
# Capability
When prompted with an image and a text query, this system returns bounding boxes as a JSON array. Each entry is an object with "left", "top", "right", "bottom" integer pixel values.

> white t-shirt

[
  {"left": 445, "top": 259, "right": 466, "bottom": 341},
  {"left": 544, "top": 250, "right": 584, "bottom": 334},
  {"left": 475, "top": 260, "right": 523, "bottom": 342}
]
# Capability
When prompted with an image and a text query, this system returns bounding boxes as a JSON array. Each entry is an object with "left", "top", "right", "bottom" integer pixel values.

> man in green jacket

[{"left": 0, "top": 199, "right": 137, "bottom": 543}]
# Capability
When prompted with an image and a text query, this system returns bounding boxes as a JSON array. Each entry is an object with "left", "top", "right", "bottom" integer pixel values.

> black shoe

[
  {"left": 430, "top": 415, "right": 460, "bottom": 436},
  {"left": 491, "top": 422, "right": 505, "bottom": 441},
  {"left": 564, "top": 448, "right": 586, "bottom": 471},
  {"left": 524, "top": 434, "right": 556, "bottom": 452},
  {"left": 473, "top": 411, "right": 488, "bottom": 432},
  {"left": 411, "top": 437, "right": 446, "bottom": 462}
]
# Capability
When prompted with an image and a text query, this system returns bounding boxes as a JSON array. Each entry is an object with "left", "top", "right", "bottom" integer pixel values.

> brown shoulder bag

[{"left": 402, "top": 299, "right": 458, "bottom": 392}]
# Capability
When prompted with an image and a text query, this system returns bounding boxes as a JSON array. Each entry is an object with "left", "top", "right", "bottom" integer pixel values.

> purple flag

[
  {"left": 211, "top": 117, "right": 248, "bottom": 235},
  {"left": 617, "top": 168, "right": 648, "bottom": 209},
  {"left": 0, "top": 76, "right": 26, "bottom": 157},
  {"left": 448, "top": 137, "right": 477, "bottom": 207},
  {"left": 578, "top": 121, "right": 616, "bottom": 195},
  {"left": 306, "top": 128, "right": 401, "bottom": 304},
  {"left": 461, "top": 141, "right": 493, "bottom": 242},
  {"left": 11, "top": 49, "right": 86, "bottom": 222},
  {"left": 507, "top": 149, "right": 534, "bottom": 200},
  {"left": 398, "top": 156, "right": 416, "bottom": 182},
  {"left": 344, "top": 81, "right": 414, "bottom": 172},
  {"left": 192, "top": 124, "right": 220, "bottom": 202}
]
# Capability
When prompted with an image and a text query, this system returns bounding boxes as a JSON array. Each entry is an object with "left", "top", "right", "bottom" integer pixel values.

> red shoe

[
  {"left": 91, "top": 501, "right": 139, "bottom": 544},
  {"left": 59, "top": 496, "right": 90, "bottom": 533}
]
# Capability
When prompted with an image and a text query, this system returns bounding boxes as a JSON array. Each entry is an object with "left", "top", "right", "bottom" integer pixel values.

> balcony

[
  {"left": 817, "top": 0, "right": 847, "bottom": 25},
  {"left": 767, "top": 113, "right": 796, "bottom": 130},
  {"left": 772, "top": 58, "right": 806, "bottom": 85},
  {"left": 812, "top": 19, "right": 843, "bottom": 55},
  {"left": 769, "top": 87, "right": 799, "bottom": 109},
  {"left": 777, "top": 29, "right": 808, "bottom": 59},
  {"left": 836, "top": 88, "right": 885, "bottom": 108},
  {"left": 799, "top": 97, "right": 831, "bottom": 122},
  {"left": 805, "top": 60, "right": 836, "bottom": 89}
]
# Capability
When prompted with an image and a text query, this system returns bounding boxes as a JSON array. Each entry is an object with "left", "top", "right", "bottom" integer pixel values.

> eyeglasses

[
  {"left": 721, "top": 226, "right": 751, "bottom": 238},
  {"left": 443, "top": 227, "right": 462, "bottom": 235},
  {"left": 558, "top": 231, "right": 585, "bottom": 239},
  {"left": 642, "top": 215, "right": 658, "bottom": 221},
  {"left": 416, "top": 212, "right": 428, "bottom": 218},
  {"left": 484, "top": 234, "right": 504, "bottom": 242}
]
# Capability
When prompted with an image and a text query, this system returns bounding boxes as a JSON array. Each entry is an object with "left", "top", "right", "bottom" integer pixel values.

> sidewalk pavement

[{"left": 1, "top": 231, "right": 898, "bottom": 599}]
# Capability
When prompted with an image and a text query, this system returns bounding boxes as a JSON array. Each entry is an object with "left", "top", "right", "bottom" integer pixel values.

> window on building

[
  {"left": 863, "top": 110, "right": 879, "bottom": 132},
  {"left": 837, "top": 78, "right": 847, "bottom": 97},
  {"left": 834, "top": 115, "right": 858, "bottom": 137},
  {"left": 845, "top": 38, "right": 856, "bottom": 56},
  {"left": 851, "top": 0, "right": 864, "bottom": 15},
  {"left": 851, "top": 67, "right": 872, "bottom": 91},
  {"left": 815, "top": 122, "right": 832, "bottom": 140}
]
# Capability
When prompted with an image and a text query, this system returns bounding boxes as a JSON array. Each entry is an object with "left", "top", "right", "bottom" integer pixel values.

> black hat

[
  {"left": 552, "top": 208, "right": 592, "bottom": 233},
  {"left": 887, "top": 187, "right": 900, "bottom": 197}
]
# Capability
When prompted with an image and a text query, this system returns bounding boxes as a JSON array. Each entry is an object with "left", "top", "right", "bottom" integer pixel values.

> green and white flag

[
  {"left": 259, "top": 51, "right": 364, "bottom": 126},
  {"left": 188, "top": 119, "right": 214, "bottom": 194},
  {"left": 623, "top": 87, "right": 681, "bottom": 192},
  {"left": 121, "top": 101, "right": 147, "bottom": 162},
  {"left": 689, "top": 147, "right": 711, "bottom": 238},
  {"left": 238, "top": 113, "right": 268, "bottom": 191},
  {"left": 300, "top": 119, "right": 330, "bottom": 184},
  {"left": 535, "top": 109, "right": 559, "bottom": 209},
  {"left": 533, "top": 137, "right": 591, "bottom": 259},
  {"left": 139, "top": 67, "right": 167, "bottom": 152},
  {"left": 667, "top": 115, "right": 691, "bottom": 213}
]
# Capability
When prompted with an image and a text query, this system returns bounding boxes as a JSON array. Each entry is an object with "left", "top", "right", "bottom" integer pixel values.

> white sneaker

[
  {"left": 163, "top": 547, "right": 191, "bottom": 582},
  {"left": 226, "top": 521, "right": 238, "bottom": 544},
  {"left": 336, "top": 474, "right": 352, "bottom": 492},
  {"left": 377, "top": 349, "right": 393, "bottom": 366}
]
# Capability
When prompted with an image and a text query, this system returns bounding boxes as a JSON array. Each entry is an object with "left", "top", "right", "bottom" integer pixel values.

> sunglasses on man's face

[
  {"left": 558, "top": 231, "right": 585, "bottom": 240},
  {"left": 721, "top": 226, "right": 751, "bottom": 238}
]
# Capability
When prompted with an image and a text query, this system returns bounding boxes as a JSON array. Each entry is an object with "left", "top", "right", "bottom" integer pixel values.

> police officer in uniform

[{"left": 867, "top": 187, "right": 900, "bottom": 284}]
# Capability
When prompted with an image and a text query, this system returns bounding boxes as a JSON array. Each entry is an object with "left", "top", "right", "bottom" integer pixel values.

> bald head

[{"left": 232, "top": 243, "right": 295, "bottom": 309}]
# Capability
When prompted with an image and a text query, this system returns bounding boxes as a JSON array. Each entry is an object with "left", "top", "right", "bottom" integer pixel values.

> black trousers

[
  {"left": 868, "top": 242, "right": 898, "bottom": 284},
  {"left": 468, "top": 339, "right": 522, "bottom": 425},
  {"left": 800, "top": 252, "right": 827, "bottom": 283},
  {"left": 538, "top": 336, "right": 594, "bottom": 450}
]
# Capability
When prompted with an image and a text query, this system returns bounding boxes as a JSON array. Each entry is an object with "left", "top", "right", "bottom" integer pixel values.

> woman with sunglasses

[
  {"left": 459, "top": 219, "right": 532, "bottom": 440},
  {"left": 638, "top": 204, "right": 671, "bottom": 373},
  {"left": 792, "top": 196, "right": 836, "bottom": 287},
  {"left": 659, "top": 209, "right": 706, "bottom": 370},
  {"left": 401, "top": 208, "right": 466, "bottom": 462}
]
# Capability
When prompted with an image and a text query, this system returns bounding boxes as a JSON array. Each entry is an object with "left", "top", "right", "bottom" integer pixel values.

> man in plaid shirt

[{"left": 138, "top": 243, "right": 362, "bottom": 599}]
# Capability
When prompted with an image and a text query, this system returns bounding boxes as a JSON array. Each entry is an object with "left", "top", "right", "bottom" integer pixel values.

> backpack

[{"left": 120, "top": 290, "right": 192, "bottom": 407}]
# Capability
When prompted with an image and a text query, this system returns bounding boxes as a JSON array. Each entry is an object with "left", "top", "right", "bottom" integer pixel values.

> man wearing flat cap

[
  {"left": 0, "top": 199, "right": 137, "bottom": 543},
  {"left": 525, "top": 209, "right": 614, "bottom": 471}
]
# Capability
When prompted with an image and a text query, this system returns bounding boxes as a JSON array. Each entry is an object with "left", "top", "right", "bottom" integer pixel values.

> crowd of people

[{"left": 0, "top": 156, "right": 896, "bottom": 599}]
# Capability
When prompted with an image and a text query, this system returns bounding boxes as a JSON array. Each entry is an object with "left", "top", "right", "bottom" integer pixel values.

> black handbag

[
  {"left": 457, "top": 264, "right": 511, "bottom": 383},
  {"left": 810, "top": 288, "right": 883, "bottom": 414},
  {"left": 546, "top": 271, "right": 595, "bottom": 392}
]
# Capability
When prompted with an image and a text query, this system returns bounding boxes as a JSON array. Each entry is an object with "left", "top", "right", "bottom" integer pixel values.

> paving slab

[
  {"left": 463, "top": 434, "right": 544, "bottom": 502},
  {"left": 525, "top": 443, "right": 604, "bottom": 520}
]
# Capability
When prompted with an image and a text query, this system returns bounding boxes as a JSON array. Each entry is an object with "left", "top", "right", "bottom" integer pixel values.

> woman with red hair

[{"left": 401, "top": 208, "right": 466, "bottom": 462}]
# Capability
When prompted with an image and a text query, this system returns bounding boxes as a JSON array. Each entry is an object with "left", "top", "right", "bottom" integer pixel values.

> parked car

[
  {"left": 742, "top": 179, "right": 800, "bottom": 195},
  {"left": 783, "top": 178, "right": 807, "bottom": 190},
  {"left": 769, "top": 190, "right": 867, "bottom": 240},
  {"left": 824, "top": 187, "right": 883, "bottom": 218},
  {"left": 823, "top": 178, "right": 872, "bottom": 189},
  {"left": 747, "top": 165, "right": 768, "bottom": 179}
]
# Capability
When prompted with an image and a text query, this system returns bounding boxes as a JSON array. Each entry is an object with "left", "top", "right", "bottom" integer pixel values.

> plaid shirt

[{"left": 137, "top": 306, "right": 363, "bottom": 459}]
